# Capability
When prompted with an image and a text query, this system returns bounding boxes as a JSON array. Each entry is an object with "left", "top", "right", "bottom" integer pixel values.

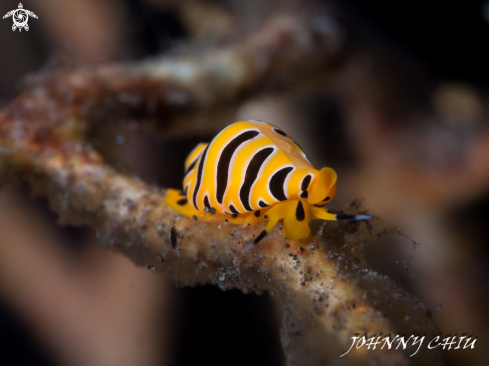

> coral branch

[{"left": 26, "top": 11, "right": 343, "bottom": 109}]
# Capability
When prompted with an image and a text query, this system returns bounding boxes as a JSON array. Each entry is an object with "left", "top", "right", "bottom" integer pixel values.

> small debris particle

[
  {"left": 404, "top": 316, "right": 410, "bottom": 321},
  {"left": 230, "top": 233, "right": 234, "bottom": 236},
  {"left": 437, "top": 304, "right": 443, "bottom": 311},
  {"left": 235, "top": 276, "right": 240, "bottom": 281},
  {"left": 225, "top": 219, "right": 228, "bottom": 222},
  {"left": 192, "top": 215, "right": 198, "bottom": 221},
  {"left": 300, "top": 282, "right": 306, "bottom": 286},
  {"left": 147, "top": 264, "right": 155, "bottom": 270},
  {"left": 299, "top": 247, "right": 305, "bottom": 252},
  {"left": 219, "top": 273, "right": 226, "bottom": 281},
  {"left": 285, "top": 243, "right": 290, "bottom": 248},
  {"left": 232, "top": 260, "right": 238, "bottom": 267},
  {"left": 293, "top": 255, "right": 298, "bottom": 260},
  {"left": 289, "top": 253, "right": 293, "bottom": 256},
  {"left": 157, "top": 255, "right": 165, "bottom": 262},
  {"left": 306, "top": 243, "right": 315, "bottom": 250},
  {"left": 260, "top": 255, "right": 265, "bottom": 259},
  {"left": 171, "top": 226, "right": 178, "bottom": 249}
]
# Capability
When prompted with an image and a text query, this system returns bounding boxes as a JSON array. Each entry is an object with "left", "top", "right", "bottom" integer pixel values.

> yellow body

[{"left": 165, "top": 120, "right": 342, "bottom": 245}]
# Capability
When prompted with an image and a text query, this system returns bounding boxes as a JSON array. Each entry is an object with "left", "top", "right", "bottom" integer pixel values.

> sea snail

[{"left": 165, "top": 120, "right": 371, "bottom": 251}]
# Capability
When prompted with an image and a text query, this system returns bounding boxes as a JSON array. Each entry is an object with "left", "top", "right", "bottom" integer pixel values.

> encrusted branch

[{"left": 0, "top": 7, "right": 442, "bottom": 366}]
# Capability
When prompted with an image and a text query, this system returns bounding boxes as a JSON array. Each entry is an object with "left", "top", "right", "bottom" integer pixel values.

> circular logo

[{"left": 12, "top": 9, "right": 28, "bottom": 28}]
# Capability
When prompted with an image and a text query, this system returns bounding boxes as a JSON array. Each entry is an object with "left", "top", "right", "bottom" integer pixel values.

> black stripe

[
  {"left": 301, "top": 175, "right": 311, "bottom": 192},
  {"left": 269, "top": 167, "right": 293, "bottom": 201},
  {"left": 259, "top": 200, "right": 269, "bottom": 208},
  {"left": 184, "top": 158, "right": 197, "bottom": 176},
  {"left": 252, "top": 230, "right": 268, "bottom": 245},
  {"left": 300, "top": 176, "right": 311, "bottom": 199},
  {"left": 192, "top": 144, "right": 210, "bottom": 210},
  {"left": 335, "top": 214, "right": 372, "bottom": 221},
  {"left": 314, "top": 195, "right": 331, "bottom": 206},
  {"left": 273, "top": 128, "right": 287, "bottom": 137},
  {"left": 203, "top": 196, "right": 211, "bottom": 209},
  {"left": 296, "top": 201, "right": 305, "bottom": 221},
  {"left": 177, "top": 198, "right": 188, "bottom": 206},
  {"left": 320, "top": 195, "right": 331, "bottom": 203},
  {"left": 216, "top": 130, "right": 260, "bottom": 204},
  {"left": 229, "top": 205, "right": 239, "bottom": 214},
  {"left": 239, "top": 147, "right": 274, "bottom": 211}
]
